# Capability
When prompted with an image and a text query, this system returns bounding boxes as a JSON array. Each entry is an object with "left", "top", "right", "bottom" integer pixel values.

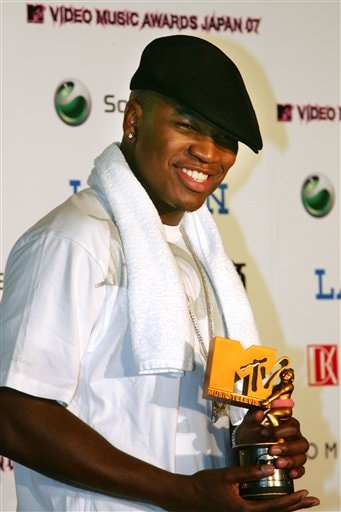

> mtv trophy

[{"left": 204, "top": 337, "right": 295, "bottom": 499}]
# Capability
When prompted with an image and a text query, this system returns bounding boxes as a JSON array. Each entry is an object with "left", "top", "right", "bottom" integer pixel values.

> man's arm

[
  {"left": 0, "top": 387, "right": 179, "bottom": 504},
  {"left": 0, "top": 387, "right": 319, "bottom": 512}
]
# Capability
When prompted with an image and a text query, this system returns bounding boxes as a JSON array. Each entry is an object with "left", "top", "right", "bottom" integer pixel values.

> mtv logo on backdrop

[
  {"left": 277, "top": 104, "right": 293, "bottom": 121},
  {"left": 27, "top": 4, "right": 45, "bottom": 23},
  {"left": 307, "top": 345, "right": 339, "bottom": 386}
]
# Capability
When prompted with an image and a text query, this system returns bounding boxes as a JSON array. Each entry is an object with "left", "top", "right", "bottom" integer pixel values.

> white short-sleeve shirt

[{"left": 0, "top": 188, "right": 232, "bottom": 511}]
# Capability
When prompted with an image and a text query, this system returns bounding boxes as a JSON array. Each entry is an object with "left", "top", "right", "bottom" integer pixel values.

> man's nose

[{"left": 187, "top": 135, "right": 218, "bottom": 163}]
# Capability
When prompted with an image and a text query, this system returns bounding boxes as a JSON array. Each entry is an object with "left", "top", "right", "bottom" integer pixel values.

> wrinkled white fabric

[{"left": 88, "top": 143, "right": 260, "bottom": 378}]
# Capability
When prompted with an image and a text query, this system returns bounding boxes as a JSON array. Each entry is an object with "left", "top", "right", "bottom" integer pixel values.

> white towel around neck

[{"left": 88, "top": 143, "right": 260, "bottom": 380}]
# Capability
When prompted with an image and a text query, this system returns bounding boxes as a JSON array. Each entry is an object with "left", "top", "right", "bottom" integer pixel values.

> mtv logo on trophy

[{"left": 204, "top": 337, "right": 295, "bottom": 499}]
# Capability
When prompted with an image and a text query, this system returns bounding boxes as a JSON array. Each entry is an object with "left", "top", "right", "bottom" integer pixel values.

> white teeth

[{"left": 181, "top": 168, "right": 208, "bottom": 183}]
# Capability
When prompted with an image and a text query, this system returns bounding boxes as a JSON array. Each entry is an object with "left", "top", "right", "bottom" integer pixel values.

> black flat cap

[{"left": 130, "top": 35, "right": 262, "bottom": 153}]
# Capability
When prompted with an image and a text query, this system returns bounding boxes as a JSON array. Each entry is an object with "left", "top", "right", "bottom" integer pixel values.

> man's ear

[{"left": 122, "top": 99, "right": 142, "bottom": 142}]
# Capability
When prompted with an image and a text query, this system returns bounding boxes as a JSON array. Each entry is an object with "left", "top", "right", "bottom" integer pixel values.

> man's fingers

[
  {"left": 241, "top": 408, "right": 265, "bottom": 427},
  {"left": 256, "top": 490, "right": 320, "bottom": 512},
  {"left": 225, "top": 464, "right": 275, "bottom": 484}
]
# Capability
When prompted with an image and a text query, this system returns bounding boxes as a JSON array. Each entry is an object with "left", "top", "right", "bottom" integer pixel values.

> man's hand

[
  {"left": 234, "top": 408, "right": 309, "bottom": 479},
  {"left": 164, "top": 464, "right": 319, "bottom": 512}
]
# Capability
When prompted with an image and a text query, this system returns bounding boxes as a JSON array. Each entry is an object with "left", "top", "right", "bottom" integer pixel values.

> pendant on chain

[{"left": 180, "top": 226, "right": 229, "bottom": 423}]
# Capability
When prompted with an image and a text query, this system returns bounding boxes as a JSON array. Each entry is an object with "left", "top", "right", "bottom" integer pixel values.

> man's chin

[{"left": 184, "top": 200, "right": 206, "bottom": 213}]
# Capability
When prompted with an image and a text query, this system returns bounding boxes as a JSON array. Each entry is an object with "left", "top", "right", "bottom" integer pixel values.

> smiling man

[
  {"left": 0, "top": 36, "right": 319, "bottom": 512},
  {"left": 121, "top": 90, "right": 238, "bottom": 224}
]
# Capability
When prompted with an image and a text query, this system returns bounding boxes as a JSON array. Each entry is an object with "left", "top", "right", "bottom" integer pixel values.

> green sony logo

[
  {"left": 54, "top": 79, "right": 91, "bottom": 126},
  {"left": 301, "top": 174, "right": 335, "bottom": 218}
]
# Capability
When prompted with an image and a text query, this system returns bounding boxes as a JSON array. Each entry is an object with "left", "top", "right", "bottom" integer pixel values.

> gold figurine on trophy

[{"left": 261, "top": 367, "right": 295, "bottom": 428}]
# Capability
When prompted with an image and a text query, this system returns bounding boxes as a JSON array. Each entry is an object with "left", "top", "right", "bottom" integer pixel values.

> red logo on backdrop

[
  {"left": 277, "top": 104, "right": 293, "bottom": 121},
  {"left": 27, "top": 4, "right": 45, "bottom": 23},
  {"left": 307, "top": 345, "right": 339, "bottom": 386},
  {"left": 277, "top": 103, "right": 341, "bottom": 122}
]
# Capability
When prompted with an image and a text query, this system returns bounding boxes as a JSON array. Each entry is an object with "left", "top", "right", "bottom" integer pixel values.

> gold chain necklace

[
  {"left": 179, "top": 225, "right": 213, "bottom": 362},
  {"left": 179, "top": 225, "right": 229, "bottom": 422}
]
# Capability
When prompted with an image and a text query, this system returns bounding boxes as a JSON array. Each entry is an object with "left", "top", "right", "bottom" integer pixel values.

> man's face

[{"left": 124, "top": 94, "right": 238, "bottom": 225}]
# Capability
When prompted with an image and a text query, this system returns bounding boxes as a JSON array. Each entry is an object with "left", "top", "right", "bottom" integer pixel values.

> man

[{"left": 0, "top": 35, "right": 319, "bottom": 511}]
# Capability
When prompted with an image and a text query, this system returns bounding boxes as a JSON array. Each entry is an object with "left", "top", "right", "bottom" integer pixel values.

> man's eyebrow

[{"left": 172, "top": 103, "right": 197, "bottom": 119}]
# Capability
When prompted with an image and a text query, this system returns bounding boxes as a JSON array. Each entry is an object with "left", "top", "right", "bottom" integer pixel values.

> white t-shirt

[{"left": 0, "top": 188, "right": 232, "bottom": 511}]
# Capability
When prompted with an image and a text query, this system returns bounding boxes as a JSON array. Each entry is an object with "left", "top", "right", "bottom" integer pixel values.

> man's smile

[{"left": 179, "top": 167, "right": 209, "bottom": 183}]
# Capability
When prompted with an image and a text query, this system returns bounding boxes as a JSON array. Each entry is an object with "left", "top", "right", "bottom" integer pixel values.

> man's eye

[
  {"left": 177, "top": 121, "right": 195, "bottom": 130},
  {"left": 216, "top": 136, "right": 239, "bottom": 152}
]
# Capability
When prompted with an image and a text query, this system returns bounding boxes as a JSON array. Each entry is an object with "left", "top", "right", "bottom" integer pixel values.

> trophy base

[{"left": 233, "top": 443, "right": 294, "bottom": 500}]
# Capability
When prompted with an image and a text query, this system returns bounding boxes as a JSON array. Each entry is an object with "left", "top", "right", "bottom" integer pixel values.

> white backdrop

[{"left": 1, "top": 1, "right": 340, "bottom": 511}]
